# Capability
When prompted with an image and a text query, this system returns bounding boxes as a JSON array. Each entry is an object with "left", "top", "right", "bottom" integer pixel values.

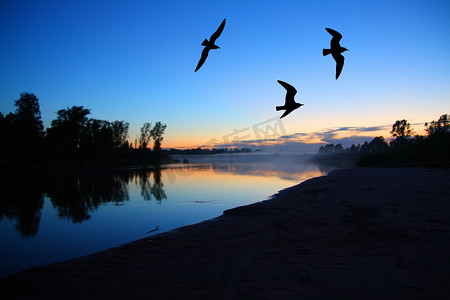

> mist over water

[{"left": 0, "top": 153, "right": 338, "bottom": 278}]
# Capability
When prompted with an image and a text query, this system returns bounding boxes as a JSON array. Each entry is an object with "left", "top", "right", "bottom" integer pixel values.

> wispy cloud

[
  {"left": 184, "top": 120, "right": 428, "bottom": 153},
  {"left": 201, "top": 124, "right": 395, "bottom": 153}
]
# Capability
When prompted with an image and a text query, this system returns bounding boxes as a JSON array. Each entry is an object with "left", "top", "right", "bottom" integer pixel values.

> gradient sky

[{"left": 1, "top": 0, "right": 449, "bottom": 151}]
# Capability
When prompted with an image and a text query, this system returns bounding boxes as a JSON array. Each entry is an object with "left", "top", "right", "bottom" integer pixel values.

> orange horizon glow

[
  {"left": 127, "top": 121, "right": 429, "bottom": 150},
  {"left": 163, "top": 129, "right": 428, "bottom": 150}
]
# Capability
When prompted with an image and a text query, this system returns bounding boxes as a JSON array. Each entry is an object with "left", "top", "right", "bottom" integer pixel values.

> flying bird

[
  {"left": 276, "top": 80, "right": 303, "bottom": 119},
  {"left": 195, "top": 18, "right": 226, "bottom": 72},
  {"left": 323, "top": 28, "right": 348, "bottom": 79}
]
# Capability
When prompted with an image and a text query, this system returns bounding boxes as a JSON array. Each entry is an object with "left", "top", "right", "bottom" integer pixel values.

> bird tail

[
  {"left": 276, "top": 106, "right": 284, "bottom": 111},
  {"left": 323, "top": 49, "right": 331, "bottom": 56},
  {"left": 201, "top": 39, "right": 208, "bottom": 46}
]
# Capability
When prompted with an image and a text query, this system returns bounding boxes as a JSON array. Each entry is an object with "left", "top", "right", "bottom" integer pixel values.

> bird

[
  {"left": 323, "top": 28, "right": 348, "bottom": 79},
  {"left": 195, "top": 18, "right": 226, "bottom": 72},
  {"left": 276, "top": 80, "right": 303, "bottom": 119}
]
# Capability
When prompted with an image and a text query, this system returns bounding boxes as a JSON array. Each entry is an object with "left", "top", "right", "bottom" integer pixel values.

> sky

[{"left": 1, "top": 0, "right": 449, "bottom": 152}]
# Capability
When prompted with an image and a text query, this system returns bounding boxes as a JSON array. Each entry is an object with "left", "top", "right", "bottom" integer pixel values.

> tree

[
  {"left": 111, "top": 120, "right": 129, "bottom": 148},
  {"left": 368, "top": 136, "right": 388, "bottom": 152},
  {"left": 139, "top": 122, "right": 152, "bottom": 149},
  {"left": 7, "top": 93, "right": 45, "bottom": 155},
  {"left": 425, "top": 114, "right": 449, "bottom": 135},
  {"left": 0, "top": 112, "right": 7, "bottom": 154},
  {"left": 360, "top": 141, "right": 370, "bottom": 153},
  {"left": 0, "top": 113, "right": 17, "bottom": 153},
  {"left": 14, "top": 92, "right": 44, "bottom": 135},
  {"left": 80, "top": 119, "right": 113, "bottom": 152},
  {"left": 318, "top": 143, "right": 335, "bottom": 153},
  {"left": 46, "top": 106, "right": 91, "bottom": 151},
  {"left": 348, "top": 144, "right": 360, "bottom": 153},
  {"left": 334, "top": 143, "right": 344, "bottom": 152},
  {"left": 390, "top": 119, "right": 414, "bottom": 139},
  {"left": 150, "top": 122, "right": 167, "bottom": 152}
]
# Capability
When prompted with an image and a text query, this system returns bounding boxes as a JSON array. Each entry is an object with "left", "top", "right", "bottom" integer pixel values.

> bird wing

[
  {"left": 280, "top": 109, "right": 294, "bottom": 119},
  {"left": 326, "top": 27, "right": 342, "bottom": 48},
  {"left": 210, "top": 19, "right": 226, "bottom": 43},
  {"left": 277, "top": 80, "right": 297, "bottom": 105},
  {"left": 195, "top": 47, "right": 210, "bottom": 72},
  {"left": 326, "top": 28, "right": 342, "bottom": 40},
  {"left": 332, "top": 53, "right": 345, "bottom": 79}
]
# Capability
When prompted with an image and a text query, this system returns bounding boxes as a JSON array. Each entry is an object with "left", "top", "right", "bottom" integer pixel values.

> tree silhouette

[
  {"left": 139, "top": 122, "right": 152, "bottom": 149},
  {"left": 46, "top": 106, "right": 91, "bottom": 151},
  {"left": 318, "top": 144, "right": 335, "bottom": 153},
  {"left": 425, "top": 114, "right": 449, "bottom": 135},
  {"left": 0, "top": 112, "right": 7, "bottom": 154},
  {"left": 348, "top": 144, "right": 360, "bottom": 153},
  {"left": 1, "top": 93, "right": 176, "bottom": 166},
  {"left": 80, "top": 119, "right": 113, "bottom": 153},
  {"left": 390, "top": 119, "right": 414, "bottom": 138},
  {"left": 369, "top": 136, "right": 388, "bottom": 152},
  {"left": 0, "top": 112, "right": 15, "bottom": 156},
  {"left": 360, "top": 141, "right": 370, "bottom": 153},
  {"left": 334, "top": 143, "right": 343, "bottom": 152},
  {"left": 312, "top": 115, "right": 449, "bottom": 167},
  {"left": 151, "top": 122, "right": 167, "bottom": 152},
  {"left": 14, "top": 93, "right": 44, "bottom": 136},
  {"left": 1, "top": 93, "right": 45, "bottom": 158},
  {"left": 111, "top": 120, "right": 129, "bottom": 148}
]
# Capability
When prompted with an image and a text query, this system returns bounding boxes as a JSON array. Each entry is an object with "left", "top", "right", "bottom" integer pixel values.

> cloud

[
  {"left": 188, "top": 119, "right": 428, "bottom": 153},
  {"left": 199, "top": 124, "right": 396, "bottom": 153},
  {"left": 311, "top": 125, "right": 391, "bottom": 144}
]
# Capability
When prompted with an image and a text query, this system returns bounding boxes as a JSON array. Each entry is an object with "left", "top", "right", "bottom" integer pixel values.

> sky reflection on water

[{"left": 0, "top": 154, "right": 336, "bottom": 278}]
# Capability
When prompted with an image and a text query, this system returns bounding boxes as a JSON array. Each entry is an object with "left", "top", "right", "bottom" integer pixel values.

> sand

[{"left": 1, "top": 167, "right": 450, "bottom": 299}]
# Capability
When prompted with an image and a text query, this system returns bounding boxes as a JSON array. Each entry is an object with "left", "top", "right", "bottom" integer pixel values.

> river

[{"left": 0, "top": 153, "right": 339, "bottom": 278}]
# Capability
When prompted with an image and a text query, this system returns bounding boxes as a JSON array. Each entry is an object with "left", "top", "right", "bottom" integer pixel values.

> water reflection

[
  {"left": 0, "top": 154, "right": 344, "bottom": 279},
  {"left": 46, "top": 172, "right": 131, "bottom": 223},
  {"left": 0, "top": 169, "right": 167, "bottom": 237},
  {"left": 136, "top": 168, "right": 167, "bottom": 203},
  {"left": 0, "top": 172, "right": 43, "bottom": 237},
  {"left": 172, "top": 153, "right": 339, "bottom": 180},
  {"left": 0, "top": 154, "right": 338, "bottom": 238}
]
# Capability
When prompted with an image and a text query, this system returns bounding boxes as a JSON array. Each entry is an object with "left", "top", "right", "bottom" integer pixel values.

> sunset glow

[{"left": 1, "top": 0, "right": 448, "bottom": 152}]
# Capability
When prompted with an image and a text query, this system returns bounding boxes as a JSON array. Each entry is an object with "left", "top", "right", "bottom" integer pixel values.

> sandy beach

[{"left": 1, "top": 167, "right": 450, "bottom": 299}]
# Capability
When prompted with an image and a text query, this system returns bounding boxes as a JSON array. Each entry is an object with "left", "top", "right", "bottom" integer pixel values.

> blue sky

[{"left": 1, "top": 0, "right": 449, "bottom": 151}]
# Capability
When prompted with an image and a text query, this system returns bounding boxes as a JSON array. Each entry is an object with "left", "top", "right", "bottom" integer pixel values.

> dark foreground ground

[{"left": 1, "top": 168, "right": 450, "bottom": 299}]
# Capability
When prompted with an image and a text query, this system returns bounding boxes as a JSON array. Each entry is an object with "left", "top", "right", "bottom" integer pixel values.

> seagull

[
  {"left": 276, "top": 80, "right": 303, "bottom": 119},
  {"left": 323, "top": 28, "right": 348, "bottom": 79},
  {"left": 195, "top": 18, "right": 226, "bottom": 72}
]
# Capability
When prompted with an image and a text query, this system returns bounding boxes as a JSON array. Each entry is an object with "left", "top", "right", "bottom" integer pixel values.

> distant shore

[
  {"left": 0, "top": 151, "right": 179, "bottom": 174},
  {"left": 2, "top": 167, "right": 450, "bottom": 299}
]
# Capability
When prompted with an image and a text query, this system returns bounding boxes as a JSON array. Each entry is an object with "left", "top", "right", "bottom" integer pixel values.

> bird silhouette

[
  {"left": 323, "top": 28, "right": 348, "bottom": 79},
  {"left": 276, "top": 80, "right": 303, "bottom": 119},
  {"left": 195, "top": 18, "right": 226, "bottom": 72}
]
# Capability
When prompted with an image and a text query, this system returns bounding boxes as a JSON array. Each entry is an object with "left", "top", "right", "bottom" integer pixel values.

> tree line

[
  {"left": 317, "top": 115, "right": 450, "bottom": 167},
  {"left": 0, "top": 92, "right": 171, "bottom": 167}
]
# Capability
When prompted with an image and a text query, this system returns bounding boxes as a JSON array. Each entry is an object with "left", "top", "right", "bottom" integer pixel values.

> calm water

[{"left": 0, "top": 153, "right": 337, "bottom": 278}]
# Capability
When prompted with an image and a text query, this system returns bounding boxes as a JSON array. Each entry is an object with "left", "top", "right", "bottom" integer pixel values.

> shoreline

[{"left": 2, "top": 167, "right": 450, "bottom": 299}]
